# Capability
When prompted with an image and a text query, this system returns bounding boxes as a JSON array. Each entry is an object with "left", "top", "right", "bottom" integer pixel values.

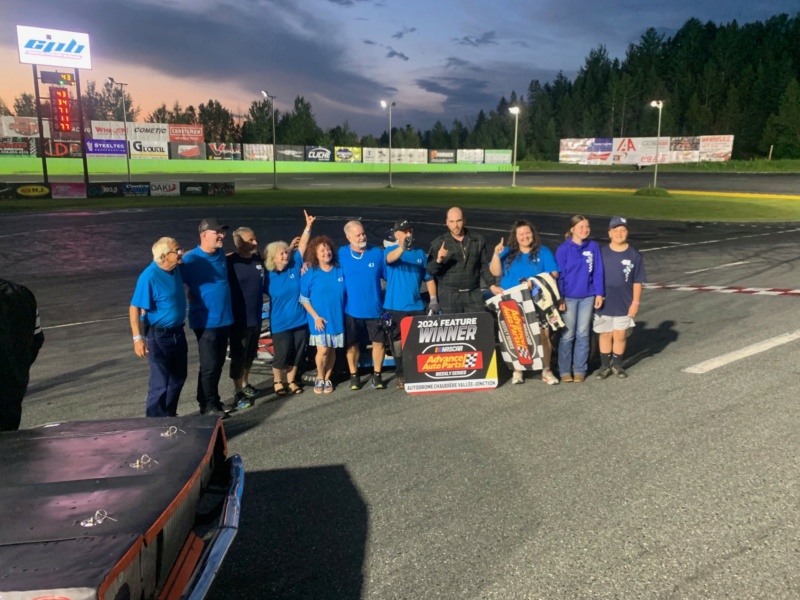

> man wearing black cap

[
  {"left": 384, "top": 220, "right": 437, "bottom": 388},
  {"left": 181, "top": 218, "right": 234, "bottom": 417}
]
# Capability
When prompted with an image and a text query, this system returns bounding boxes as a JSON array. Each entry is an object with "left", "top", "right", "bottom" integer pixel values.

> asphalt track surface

[{"left": 4, "top": 185, "right": 800, "bottom": 598}]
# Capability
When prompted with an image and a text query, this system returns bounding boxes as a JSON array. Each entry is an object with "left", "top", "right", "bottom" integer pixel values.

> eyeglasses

[
  {"left": 166, "top": 248, "right": 184, "bottom": 256},
  {"left": 203, "top": 229, "right": 225, "bottom": 236}
]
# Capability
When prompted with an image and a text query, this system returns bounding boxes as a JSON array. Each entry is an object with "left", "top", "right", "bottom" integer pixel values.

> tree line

[{"left": 2, "top": 13, "right": 798, "bottom": 159}]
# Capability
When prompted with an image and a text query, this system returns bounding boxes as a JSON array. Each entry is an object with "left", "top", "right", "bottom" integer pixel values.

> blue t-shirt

[
  {"left": 180, "top": 246, "right": 234, "bottom": 329},
  {"left": 338, "top": 245, "right": 385, "bottom": 319},
  {"left": 498, "top": 246, "right": 559, "bottom": 290},
  {"left": 299, "top": 265, "right": 346, "bottom": 335},
  {"left": 597, "top": 244, "right": 646, "bottom": 316},
  {"left": 383, "top": 245, "right": 432, "bottom": 312},
  {"left": 266, "top": 250, "right": 307, "bottom": 333},
  {"left": 227, "top": 252, "right": 265, "bottom": 328},
  {"left": 131, "top": 261, "right": 186, "bottom": 328}
]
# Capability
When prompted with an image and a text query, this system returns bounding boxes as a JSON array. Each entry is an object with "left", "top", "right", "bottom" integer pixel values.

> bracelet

[
  {"left": 133, "top": 335, "right": 143, "bottom": 342},
  {"left": 303, "top": 229, "right": 311, "bottom": 234}
]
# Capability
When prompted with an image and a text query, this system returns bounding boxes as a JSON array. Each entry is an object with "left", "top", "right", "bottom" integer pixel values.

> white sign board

[{"left": 17, "top": 26, "right": 92, "bottom": 69}]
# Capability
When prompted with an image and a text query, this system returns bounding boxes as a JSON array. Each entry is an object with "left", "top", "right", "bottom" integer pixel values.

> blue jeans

[
  {"left": 146, "top": 328, "right": 188, "bottom": 417},
  {"left": 558, "top": 296, "right": 594, "bottom": 376}
]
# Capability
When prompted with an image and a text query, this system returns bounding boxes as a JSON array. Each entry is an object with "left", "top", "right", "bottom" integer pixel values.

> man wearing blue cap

[{"left": 594, "top": 216, "right": 646, "bottom": 379}]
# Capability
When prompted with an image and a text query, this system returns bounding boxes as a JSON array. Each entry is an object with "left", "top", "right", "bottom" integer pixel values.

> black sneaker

[
  {"left": 202, "top": 407, "right": 231, "bottom": 420},
  {"left": 371, "top": 373, "right": 385, "bottom": 389},
  {"left": 242, "top": 384, "right": 260, "bottom": 398},
  {"left": 595, "top": 367, "right": 613, "bottom": 380},
  {"left": 611, "top": 365, "right": 628, "bottom": 379},
  {"left": 349, "top": 375, "right": 362, "bottom": 390}
]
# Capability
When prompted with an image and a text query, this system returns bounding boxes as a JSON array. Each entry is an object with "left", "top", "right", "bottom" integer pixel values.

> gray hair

[
  {"left": 343, "top": 220, "right": 363, "bottom": 236},
  {"left": 152, "top": 237, "right": 176, "bottom": 264},
  {"left": 264, "top": 240, "right": 290, "bottom": 271},
  {"left": 232, "top": 226, "right": 254, "bottom": 247}
]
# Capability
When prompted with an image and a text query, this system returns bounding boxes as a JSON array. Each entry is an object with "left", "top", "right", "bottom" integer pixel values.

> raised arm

[{"left": 297, "top": 209, "right": 316, "bottom": 257}]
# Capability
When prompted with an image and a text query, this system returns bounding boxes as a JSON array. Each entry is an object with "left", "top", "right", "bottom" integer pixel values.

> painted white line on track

[
  {"left": 685, "top": 261, "right": 751, "bottom": 274},
  {"left": 642, "top": 228, "right": 800, "bottom": 252},
  {"left": 683, "top": 329, "right": 800, "bottom": 374},
  {"left": 44, "top": 316, "right": 128, "bottom": 330},
  {"left": 311, "top": 183, "right": 332, "bottom": 186}
]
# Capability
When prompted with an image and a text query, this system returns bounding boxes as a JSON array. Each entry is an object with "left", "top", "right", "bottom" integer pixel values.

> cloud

[
  {"left": 453, "top": 31, "right": 498, "bottom": 47},
  {"left": 444, "top": 57, "right": 482, "bottom": 71},
  {"left": 391, "top": 26, "right": 417, "bottom": 40},
  {"left": 386, "top": 47, "right": 410, "bottom": 61},
  {"left": 363, "top": 39, "right": 379, "bottom": 45}
]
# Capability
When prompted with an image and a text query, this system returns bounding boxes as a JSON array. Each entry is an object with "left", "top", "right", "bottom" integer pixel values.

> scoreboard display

[
  {"left": 41, "top": 71, "right": 76, "bottom": 86},
  {"left": 49, "top": 87, "right": 72, "bottom": 132}
]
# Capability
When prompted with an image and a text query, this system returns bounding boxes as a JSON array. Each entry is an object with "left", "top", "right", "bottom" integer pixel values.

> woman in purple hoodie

[{"left": 554, "top": 215, "right": 604, "bottom": 382}]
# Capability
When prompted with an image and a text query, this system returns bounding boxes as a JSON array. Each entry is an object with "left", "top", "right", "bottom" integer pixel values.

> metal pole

[
  {"left": 388, "top": 104, "right": 393, "bottom": 188},
  {"left": 511, "top": 111, "right": 519, "bottom": 188},
  {"left": 653, "top": 103, "right": 662, "bottom": 188},
  {"left": 121, "top": 88, "right": 131, "bottom": 183},
  {"left": 271, "top": 99, "right": 277, "bottom": 189},
  {"left": 32, "top": 65, "right": 49, "bottom": 184}
]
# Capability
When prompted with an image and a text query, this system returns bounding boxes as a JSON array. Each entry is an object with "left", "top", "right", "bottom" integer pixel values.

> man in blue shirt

[
  {"left": 338, "top": 220, "right": 387, "bottom": 390},
  {"left": 227, "top": 226, "right": 265, "bottom": 407},
  {"left": 384, "top": 220, "right": 437, "bottom": 389},
  {"left": 130, "top": 237, "right": 188, "bottom": 417},
  {"left": 181, "top": 218, "right": 233, "bottom": 417}
]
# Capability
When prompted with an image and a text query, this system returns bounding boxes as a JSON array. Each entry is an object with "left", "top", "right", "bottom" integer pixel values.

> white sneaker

[
  {"left": 541, "top": 369, "right": 559, "bottom": 385},
  {"left": 512, "top": 371, "right": 524, "bottom": 384}
]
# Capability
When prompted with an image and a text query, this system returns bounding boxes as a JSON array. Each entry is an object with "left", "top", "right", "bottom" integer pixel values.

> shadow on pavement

[{"left": 208, "top": 465, "right": 369, "bottom": 600}]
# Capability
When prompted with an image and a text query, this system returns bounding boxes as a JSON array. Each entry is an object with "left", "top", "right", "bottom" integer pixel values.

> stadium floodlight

[
  {"left": 381, "top": 100, "right": 396, "bottom": 188},
  {"left": 107, "top": 77, "right": 131, "bottom": 183},
  {"left": 261, "top": 89, "right": 278, "bottom": 189},
  {"left": 508, "top": 106, "right": 521, "bottom": 187},
  {"left": 649, "top": 100, "right": 664, "bottom": 188}
]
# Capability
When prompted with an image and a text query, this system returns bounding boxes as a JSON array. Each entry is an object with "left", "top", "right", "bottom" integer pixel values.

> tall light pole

[
  {"left": 107, "top": 77, "right": 131, "bottom": 183},
  {"left": 261, "top": 90, "right": 278, "bottom": 189},
  {"left": 380, "top": 100, "right": 395, "bottom": 188},
  {"left": 649, "top": 100, "right": 663, "bottom": 188},
  {"left": 508, "top": 105, "right": 521, "bottom": 187}
]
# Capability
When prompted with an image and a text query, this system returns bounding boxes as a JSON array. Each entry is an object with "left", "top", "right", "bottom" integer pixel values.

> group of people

[{"left": 128, "top": 207, "right": 645, "bottom": 418}]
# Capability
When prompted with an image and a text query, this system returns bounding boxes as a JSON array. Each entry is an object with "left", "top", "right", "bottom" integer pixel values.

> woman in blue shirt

[
  {"left": 263, "top": 210, "right": 315, "bottom": 399},
  {"left": 489, "top": 219, "right": 560, "bottom": 386},
  {"left": 300, "top": 235, "right": 347, "bottom": 394}
]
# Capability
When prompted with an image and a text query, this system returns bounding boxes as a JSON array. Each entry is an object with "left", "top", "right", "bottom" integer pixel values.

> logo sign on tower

[{"left": 16, "top": 26, "right": 92, "bottom": 69}]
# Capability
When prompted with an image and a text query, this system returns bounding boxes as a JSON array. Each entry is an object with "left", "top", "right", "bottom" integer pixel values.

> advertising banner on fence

[
  {"left": 43, "top": 140, "right": 82, "bottom": 158},
  {"left": 130, "top": 123, "right": 169, "bottom": 142},
  {"left": 0, "top": 183, "right": 16, "bottom": 199},
  {"left": 51, "top": 182, "right": 87, "bottom": 199},
  {"left": 131, "top": 140, "right": 168, "bottom": 159},
  {"left": 429, "top": 149, "right": 455, "bottom": 164},
  {"left": 169, "top": 142, "right": 206, "bottom": 160},
  {"left": 0, "top": 116, "right": 43, "bottom": 138},
  {"left": 207, "top": 143, "right": 242, "bottom": 160},
  {"left": 457, "top": 149, "right": 484, "bottom": 164},
  {"left": 17, "top": 26, "right": 92, "bottom": 69},
  {"left": 243, "top": 144, "right": 273, "bottom": 161},
  {"left": 85, "top": 139, "right": 127, "bottom": 157},
  {"left": 0, "top": 140, "right": 37, "bottom": 156},
  {"left": 484, "top": 149, "right": 513, "bottom": 164},
  {"left": 334, "top": 146, "right": 362, "bottom": 163},
  {"left": 150, "top": 182, "right": 180, "bottom": 197},
  {"left": 122, "top": 183, "right": 150, "bottom": 197},
  {"left": 87, "top": 183, "right": 123, "bottom": 198},
  {"left": 305, "top": 146, "right": 333, "bottom": 162},
  {"left": 275, "top": 145, "right": 305, "bottom": 161},
  {"left": 14, "top": 183, "right": 52, "bottom": 199},
  {"left": 91, "top": 121, "right": 126, "bottom": 140},
  {"left": 394, "top": 148, "right": 427, "bottom": 164},
  {"left": 699, "top": 135, "right": 734, "bottom": 161},
  {"left": 208, "top": 182, "right": 235, "bottom": 196},
  {"left": 401, "top": 312, "right": 498, "bottom": 394},
  {"left": 363, "top": 147, "right": 388, "bottom": 164},
  {"left": 180, "top": 182, "right": 208, "bottom": 196},
  {"left": 168, "top": 124, "right": 204, "bottom": 143}
]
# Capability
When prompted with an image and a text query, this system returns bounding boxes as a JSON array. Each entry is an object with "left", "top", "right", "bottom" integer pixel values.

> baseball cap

[
  {"left": 199, "top": 217, "right": 229, "bottom": 233},
  {"left": 609, "top": 216, "right": 628, "bottom": 229},
  {"left": 393, "top": 219, "right": 412, "bottom": 232}
]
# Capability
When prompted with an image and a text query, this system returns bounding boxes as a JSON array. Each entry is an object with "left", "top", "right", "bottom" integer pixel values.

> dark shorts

[
  {"left": 386, "top": 309, "right": 426, "bottom": 342},
  {"left": 229, "top": 325, "right": 260, "bottom": 379},
  {"left": 271, "top": 325, "right": 309, "bottom": 370},
  {"left": 345, "top": 314, "right": 385, "bottom": 346}
]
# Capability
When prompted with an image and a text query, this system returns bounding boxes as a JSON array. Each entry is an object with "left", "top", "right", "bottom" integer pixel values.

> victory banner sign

[{"left": 401, "top": 313, "right": 498, "bottom": 394}]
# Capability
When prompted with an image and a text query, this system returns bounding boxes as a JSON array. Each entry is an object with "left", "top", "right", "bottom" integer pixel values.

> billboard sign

[
  {"left": 484, "top": 150, "right": 512, "bottom": 164},
  {"left": 305, "top": 146, "right": 333, "bottom": 162},
  {"left": 168, "top": 124, "right": 204, "bottom": 143},
  {"left": 14, "top": 183, "right": 52, "bottom": 199},
  {"left": 275, "top": 145, "right": 305, "bottom": 161},
  {"left": 130, "top": 123, "right": 168, "bottom": 141},
  {"left": 43, "top": 140, "right": 82, "bottom": 158},
  {"left": 429, "top": 149, "right": 455, "bottom": 164},
  {"left": 87, "top": 184, "right": 123, "bottom": 198},
  {"left": 207, "top": 143, "right": 242, "bottom": 160},
  {"left": 0, "top": 141, "right": 36, "bottom": 156},
  {"left": 51, "top": 182, "right": 87, "bottom": 199},
  {"left": 457, "top": 149, "right": 484, "bottom": 164},
  {"left": 131, "top": 140, "right": 168, "bottom": 159},
  {"left": 91, "top": 121, "right": 127, "bottom": 140},
  {"left": 180, "top": 182, "right": 208, "bottom": 196},
  {"left": 17, "top": 26, "right": 92, "bottom": 69},
  {"left": 122, "top": 183, "right": 151, "bottom": 197},
  {"left": 150, "top": 182, "right": 180, "bottom": 197},
  {"left": 334, "top": 146, "right": 362, "bottom": 163},
  {"left": 169, "top": 142, "right": 206, "bottom": 160},
  {"left": 85, "top": 139, "right": 127, "bottom": 157},
  {"left": 363, "top": 147, "right": 388, "bottom": 164},
  {"left": 243, "top": 144, "right": 273, "bottom": 161},
  {"left": 1, "top": 116, "right": 42, "bottom": 138}
]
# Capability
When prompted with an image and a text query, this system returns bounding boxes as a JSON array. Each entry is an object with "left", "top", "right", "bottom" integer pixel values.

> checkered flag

[
  {"left": 464, "top": 353, "right": 479, "bottom": 369},
  {"left": 485, "top": 283, "right": 544, "bottom": 372}
]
